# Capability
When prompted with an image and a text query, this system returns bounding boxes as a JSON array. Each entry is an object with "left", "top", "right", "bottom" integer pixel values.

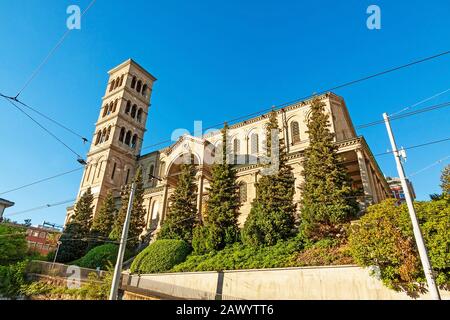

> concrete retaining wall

[{"left": 122, "top": 265, "right": 450, "bottom": 300}]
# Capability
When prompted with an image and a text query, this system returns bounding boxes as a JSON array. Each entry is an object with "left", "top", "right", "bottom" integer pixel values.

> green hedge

[
  {"left": 172, "top": 236, "right": 304, "bottom": 272},
  {"left": 130, "top": 239, "right": 191, "bottom": 274},
  {"left": 73, "top": 244, "right": 128, "bottom": 270},
  {"left": 0, "top": 261, "right": 28, "bottom": 298}
]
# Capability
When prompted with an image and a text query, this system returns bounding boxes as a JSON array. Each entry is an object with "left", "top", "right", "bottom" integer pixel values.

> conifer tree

[
  {"left": 193, "top": 123, "right": 241, "bottom": 253},
  {"left": 57, "top": 188, "right": 94, "bottom": 262},
  {"left": 242, "top": 110, "right": 296, "bottom": 246},
  {"left": 110, "top": 168, "right": 146, "bottom": 250},
  {"left": 158, "top": 162, "right": 198, "bottom": 243},
  {"left": 90, "top": 191, "right": 116, "bottom": 241},
  {"left": 299, "top": 97, "right": 359, "bottom": 240}
]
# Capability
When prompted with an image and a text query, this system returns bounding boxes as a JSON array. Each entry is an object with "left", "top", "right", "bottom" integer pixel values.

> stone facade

[{"left": 66, "top": 59, "right": 391, "bottom": 237}]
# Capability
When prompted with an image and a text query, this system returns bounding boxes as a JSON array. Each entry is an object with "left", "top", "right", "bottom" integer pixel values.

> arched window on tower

[
  {"left": 109, "top": 80, "right": 115, "bottom": 92},
  {"left": 125, "top": 130, "right": 132, "bottom": 146},
  {"left": 119, "top": 127, "right": 125, "bottom": 143},
  {"left": 100, "top": 128, "right": 106, "bottom": 143},
  {"left": 131, "top": 76, "right": 137, "bottom": 89},
  {"left": 291, "top": 121, "right": 300, "bottom": 145},
  {"left": 131, "top": 134, "right": 138, "bottom": 149},
  {"left": 95, "top": 131, "right": 101, "bottom": 145},
  {"left": 125, "top": 101, "right": 131, "bottom": 115},
  {"left": 131, "top": 104, "right": 137, "bottom": 118},
  {"left": 112, "top": 99, "right": 118, "bottom": 113},
  {"left": 102, "top": 105, "right": 108, "bottom": 117},
  {"left": 105, "top": 126, "right": 111, "bottom": 141},
  {"left": 114, "top": 78, "right": 120, "bottom": 90},
  {"left": 136, "top": 80, "right": 142, "bottom": 93},
  {"left": 137, "top": 108, "right": 143, "bottom": 122},
  {"left": 233, "top": 138, "right": 240, "bottom": 165},
  {"left": 119, "top": 75, "right": 124, "bottom": 87},
  {"left": 142, "top": 84, "right": 148, "bottom": 96}
]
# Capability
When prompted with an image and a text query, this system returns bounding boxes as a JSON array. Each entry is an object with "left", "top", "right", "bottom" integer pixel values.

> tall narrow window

[
  {"left": 111, "top": 162, "right": 116, "bottom": 180},
  {"left": 142, "top": 84, "right": 148, "bottom": 96},
  {"left": 95, "top": 131, "right": 101, "bottom": 145},
  {"left": 148, "top": 164, "right": 155, "bottom": 182},
  {"left": 109, "top": 80, "right": 115, "bottom": 92},
  {"left": 239, "top": 182, "right": 247, "bottom": 203},
  {"left": 131, "top": 76, "right": 137, "bottom": 89},
  {"left": 291, "top": 121, "right": 300, "bottom": 145},
  {"left": 131, "top": 104, "right": 137, "bottom": 118},
  {"left": 102, "top": 105, "right": 108, "bottom": 117},
  {"left": 233, "top": 139, "right": 240, "bottom": 164},
  {"left": 136, "top": 80, "right": 142, "bottom": 92},
  {"left": 251, "top": 133, "right": 259, "bottom": 154},
  {"left": 137, "top": 108, "right": 143, "bottom": 122},
  {"left": 131, "top": 134, "right": 138, "bottom": 149},
  {"left": 105, "top": 126, "right": 111, "bottom": 141},
  {"left": 97, "top": 161, "right": 102, "bottom": 178},
  {"left": 119, "top": 75, "right": 124, "bottom": 87},
  {"left": 125, "top": 131, "right": 132, "bottom": 145},
  {"left": 125, "top": 169, "right": 130, "bottom": 185},
  {"left": 112, "top": 100, "right": 118, "bottom": 113},
  {"left": 119, "top": 127, "right": 125, "bottom": 142},
  {"left": 125, "top": 101, "right": 131, "bottom": 114}
]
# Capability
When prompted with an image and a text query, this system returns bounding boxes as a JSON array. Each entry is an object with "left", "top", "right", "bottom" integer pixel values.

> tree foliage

[
  {"left": 110, "top": 168, "right": 146, "bottom": 251},
  {"left": 349, "top": 198, "right": 450, "bottom": 294},
  {"left": 0, "top": 224, "right": 27, "bottom": 265},
  {"left": 299, "top": 97, "right": 359, "bottom": 240},
  {"left": 158, "top": 163, "right": 198, "bottom": 243},
  {"left": 242, "top": 110, "right": 297, "bottom": 246},
  {"left": 91, "top": 191, "right": 116, "bottom": 240},
  {"left": 193, "top": 124, "right": 241, "bottom": 254},
  {"left": 57, "top": 188, "right": 94, "bottom": 262}
]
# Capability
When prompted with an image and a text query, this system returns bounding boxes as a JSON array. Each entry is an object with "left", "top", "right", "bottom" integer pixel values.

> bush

[
  {"left": 172, "top": 236, "right": 304, "bottom": 272},
  {"left": 73, "top": 244, "right": 127, "bottom": 270},
  {"left": 349, "top": 199, "right": 450, "bottom": 294},
  {"left": 130, "top": 239, "right": 191, "bottom": 274},
  {"left": 287, "top": 238, "right": 354, "bottom": 267},
  {"left": 0, "top": 261, "right": 28, "bottom": 298},
  {"left": 0, "top": 224, "right": 28, "bottom": 265}
]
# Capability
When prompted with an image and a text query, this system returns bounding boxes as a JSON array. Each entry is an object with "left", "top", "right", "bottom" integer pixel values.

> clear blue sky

[{"left": 0, "top": 0, "right": 449, "bottom": 226}]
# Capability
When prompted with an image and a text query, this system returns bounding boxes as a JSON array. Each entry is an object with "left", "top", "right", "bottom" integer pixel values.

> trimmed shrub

[
  {"left": 73, "top": 244, "right": 128, "bottom": 270},
  {"left": 130, "top": 239, "right": 191, "bottom": 274}
]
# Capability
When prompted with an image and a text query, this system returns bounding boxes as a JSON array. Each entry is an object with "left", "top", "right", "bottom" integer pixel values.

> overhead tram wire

[
  {"left": 2, "top": 96, "right": 85, "bottom": 162},
  {"left": 3, "top": 50, "right": 449, "bottom": 154},
  {"left": 408, "top": 155, "right": 450, "bottom": 178},
  {"left": 141, "top": 49, "right": 450, "bottom": 151},
  {"left": 390, "top": 87, "right": 450, "bottom": 117},
  {"left": 2, "top": 100, "right": 449, "bottom": 195},
  {"left": 5, "top": 199, "right": 76, "bottom": 217},
  {"left": 374, "top": 137, "right": 450, "bottom": 157},
  {"left": 0, "top": 167, "right": 83, "bottom": 196},
  {"left": 14, "top": 0, "right": 97, "bottom": 99}
]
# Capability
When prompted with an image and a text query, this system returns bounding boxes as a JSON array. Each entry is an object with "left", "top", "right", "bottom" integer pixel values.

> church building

[{"left": 65, "top": 59, "right": 391, "bottom": 236}]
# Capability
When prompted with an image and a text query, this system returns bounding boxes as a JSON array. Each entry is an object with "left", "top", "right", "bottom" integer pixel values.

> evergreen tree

[
  {"left": 89, "top": 191, "right": 116, "bottom": 248},
  {"left": 158, "top": 162, "right": 198, "bottom": 243},
  {"left": 57, "top": 188, "right": 94, "bottom": 262},
  {"left": 193, "top": 124, "right": 241, "bottom": 253},
  {"left": 71, "top": 187, "right": 94, "bottom": 234},
  {"left": 440, "top": 164, "right": 450, "bottom": 195},
  {"left": 299, "top": 97, "right": 359, "bottom": 240},
  {"left": 242, "top": 110, "right": 297, "bottom": 246},
  {"left": 110, "top": 168, "right": 146, "bottom": 250}
]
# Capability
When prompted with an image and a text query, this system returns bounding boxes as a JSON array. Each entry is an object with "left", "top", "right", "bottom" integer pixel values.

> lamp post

[{"left": 52, "top": 240, "right": 62, "bottom": 269}]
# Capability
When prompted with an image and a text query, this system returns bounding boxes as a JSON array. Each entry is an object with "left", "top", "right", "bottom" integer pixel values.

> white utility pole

[
  {"left": 383, "top": 113, "right": 441, "bottom": 300},
  {"left": 109, "top": 182, "right": 136, "bottom": 300}
]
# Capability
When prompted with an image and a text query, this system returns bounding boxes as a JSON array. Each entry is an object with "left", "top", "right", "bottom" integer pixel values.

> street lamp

[{"left": 52, "top": 240, "right": 63, "bottom": 269}]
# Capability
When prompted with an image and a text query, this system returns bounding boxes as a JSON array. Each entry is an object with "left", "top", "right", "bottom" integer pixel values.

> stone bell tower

[{"left": 66, "top": 59, "right": 156, "bottom": 223}]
